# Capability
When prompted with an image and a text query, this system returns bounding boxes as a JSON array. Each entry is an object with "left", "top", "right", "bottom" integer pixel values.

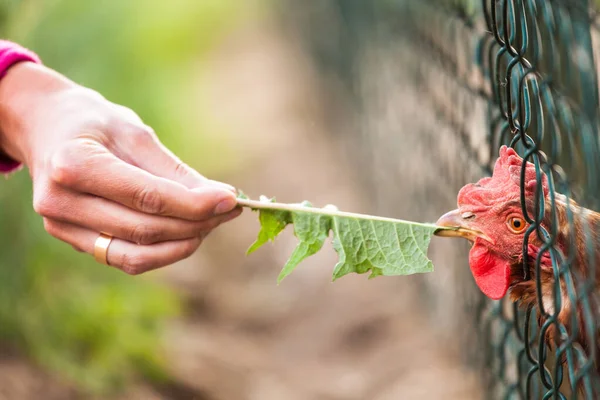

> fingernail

[{"left": 214, "top": 197, "right": 237, "bottom": 215}]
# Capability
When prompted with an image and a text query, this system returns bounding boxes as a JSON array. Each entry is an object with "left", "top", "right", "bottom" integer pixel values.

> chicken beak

[{"left": 434, "top": 209, "right": 486, "bottom": 242}]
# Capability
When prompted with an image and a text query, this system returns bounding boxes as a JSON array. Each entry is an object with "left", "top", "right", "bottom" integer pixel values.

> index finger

[{"left": 50, "top": 139, "right": 238, "bottom": 220}]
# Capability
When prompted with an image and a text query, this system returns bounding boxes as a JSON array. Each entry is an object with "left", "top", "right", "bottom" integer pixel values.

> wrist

[{"left": 0, "top": 62, "right": 76, "bottom": 166}]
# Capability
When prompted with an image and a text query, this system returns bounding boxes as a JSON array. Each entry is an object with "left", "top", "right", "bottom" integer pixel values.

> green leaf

[
  {"left": 238, "top": 193, "right": 443, "bottom": 283},
  {"left": 246, "top": 196, "right": 291, "bottom": 255}
]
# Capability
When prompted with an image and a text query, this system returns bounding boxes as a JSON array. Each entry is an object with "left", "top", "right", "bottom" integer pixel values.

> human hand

[{"left": 0, "top": 62, "right": 242, "bottom": 274}]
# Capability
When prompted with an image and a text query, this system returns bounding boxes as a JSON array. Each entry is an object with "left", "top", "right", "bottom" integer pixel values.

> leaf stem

[{"left": 237, "top": 198, "right": 445, "bottom": 230}]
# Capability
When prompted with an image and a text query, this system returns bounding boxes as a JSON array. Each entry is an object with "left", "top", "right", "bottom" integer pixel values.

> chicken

[{"left": 434, "top": 145, "right": 600, "bottom": 375}]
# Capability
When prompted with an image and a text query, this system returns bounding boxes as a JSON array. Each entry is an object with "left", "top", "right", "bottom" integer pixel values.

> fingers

[
  {"left": 34, "top": 185, "right": 242, "bottom": 245},
  {"left": 43, "top": 219, "right": 203, "bottom": 275},
  {"left": 48, "top": 138, "right": 238, "bottom": 220}
]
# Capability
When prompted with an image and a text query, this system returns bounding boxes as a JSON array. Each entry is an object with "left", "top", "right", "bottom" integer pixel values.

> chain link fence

[{"left": 282, "top": 1, "right": 600, "bottom": 398}]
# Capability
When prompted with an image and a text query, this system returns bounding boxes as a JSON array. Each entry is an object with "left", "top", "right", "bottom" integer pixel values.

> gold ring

[{"left": 94, "top": 233, "right": 113, "bottom": 265}]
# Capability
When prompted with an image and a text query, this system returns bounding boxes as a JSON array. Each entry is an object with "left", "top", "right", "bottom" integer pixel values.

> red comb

[{"left": 457, "top": 146, "right": 548, "bottom": 207}]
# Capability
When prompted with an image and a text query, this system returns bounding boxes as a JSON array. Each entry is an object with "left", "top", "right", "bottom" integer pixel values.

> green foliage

[
  {"left": 239, "top": 194, "right": 441, "bottom": 283},
  {"left": 0, "top": 174, "right": 180, "bottom": 393},
  {"left": 0, "top": 0, "right": 263, "bottom": 395}
]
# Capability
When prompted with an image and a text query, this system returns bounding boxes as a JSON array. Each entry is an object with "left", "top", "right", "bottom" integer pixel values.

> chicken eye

[{"left": 507, "top": 216, "right": 526, "bottom": 233}]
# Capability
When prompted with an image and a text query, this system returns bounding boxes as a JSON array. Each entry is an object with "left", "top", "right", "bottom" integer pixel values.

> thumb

[{"left": 123, "top": 126, "right": 236, "bottom": 193}]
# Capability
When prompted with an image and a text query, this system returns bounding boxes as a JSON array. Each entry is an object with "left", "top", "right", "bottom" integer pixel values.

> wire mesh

[
  {"left": 283, "top": 0, "right": 600, "bottom": 398},
  {"left": 477, "top": 0, "right": 600, "bottom": 399}
]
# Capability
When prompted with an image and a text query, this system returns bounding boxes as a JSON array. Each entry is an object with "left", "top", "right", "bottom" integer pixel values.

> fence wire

[
  {"left": 477, "top": 0, "right": 600, "bottom": 399},
  {"left": 284, "top": 0, "right": 600, "bottom": 398}
]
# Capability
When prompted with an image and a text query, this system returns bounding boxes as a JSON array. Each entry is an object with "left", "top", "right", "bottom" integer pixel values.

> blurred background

[{"left": 0, "top": 1, "right": 491, "bottom": 399}]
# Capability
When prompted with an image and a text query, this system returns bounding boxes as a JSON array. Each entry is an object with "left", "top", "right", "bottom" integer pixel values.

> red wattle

[{"left": 468, "top": 244, "right": 511, "bottom": 300}]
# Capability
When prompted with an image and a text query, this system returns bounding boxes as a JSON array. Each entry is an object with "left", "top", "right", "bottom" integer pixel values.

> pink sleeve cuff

[{"left": 0, "top": 40, "right": 42, "bottom": 174}]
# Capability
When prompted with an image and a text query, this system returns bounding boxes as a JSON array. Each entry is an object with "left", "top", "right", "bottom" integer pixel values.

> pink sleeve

[{"left": 0, "top": 40, "right": 42, "bottom": 174}]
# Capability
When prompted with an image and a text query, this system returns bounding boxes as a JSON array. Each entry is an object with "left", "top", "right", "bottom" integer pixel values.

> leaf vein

[{"left": 409, "top": 225, "right": 428, "bottom": 261}]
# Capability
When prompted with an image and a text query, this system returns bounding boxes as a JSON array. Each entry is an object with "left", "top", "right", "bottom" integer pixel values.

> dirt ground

[{"left": 0, "top": 15, "right": 483, "bottom": 400}]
